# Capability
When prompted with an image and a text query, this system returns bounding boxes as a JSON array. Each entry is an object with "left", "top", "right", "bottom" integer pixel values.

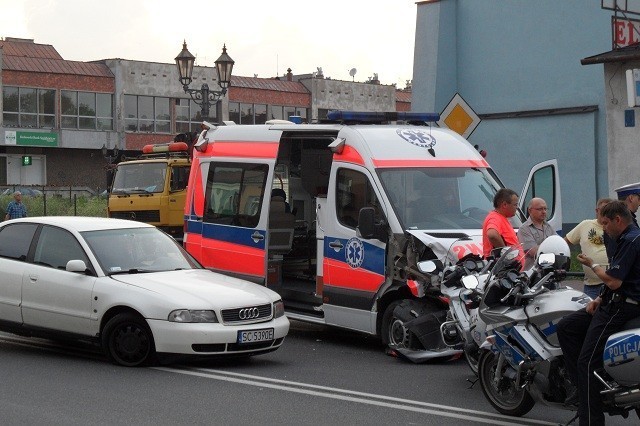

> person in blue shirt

[
  {"left": 4, "top": 191, "right": 27, "bottom": 220},
  {"left": 557, "top": 201, "right": 640, "bottom": 425}
]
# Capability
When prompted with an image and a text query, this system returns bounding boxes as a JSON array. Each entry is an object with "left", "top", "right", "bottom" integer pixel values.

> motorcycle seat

[{"left": 622, "top": 316, "right": 640, "bottom": 331}]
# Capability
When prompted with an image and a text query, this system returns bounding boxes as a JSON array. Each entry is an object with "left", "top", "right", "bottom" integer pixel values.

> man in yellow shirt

[{"left": 564, "top": 198, "right": 612, "bottom": 298}]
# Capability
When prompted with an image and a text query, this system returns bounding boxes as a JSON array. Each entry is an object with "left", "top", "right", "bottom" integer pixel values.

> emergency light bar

[
  {"left": 142, "top": 142, "right": 189, "bottom": 154},
  {"left": 326, "top": 111, "right": 440, "bottom": 123}
]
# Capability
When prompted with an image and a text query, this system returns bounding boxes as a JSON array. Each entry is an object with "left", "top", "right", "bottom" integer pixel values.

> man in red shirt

[{"left": 482, "top": 188, "right": 522, "bottom": 260}]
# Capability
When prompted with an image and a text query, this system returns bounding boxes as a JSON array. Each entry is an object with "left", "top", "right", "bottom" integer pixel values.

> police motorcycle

[
  {"left": 476, "top": 237, "right": 640, "bottom": 420},
  {"left": 418, "top": 252, "right": 491, "bottom": 374},
  {"left": 385, "top": 233, "right": 484, "bottom": 363}
]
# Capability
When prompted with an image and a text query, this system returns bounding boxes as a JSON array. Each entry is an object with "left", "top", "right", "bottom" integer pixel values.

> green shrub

[{"left": 0, "top": 195, "right": 107, "bottom": 218}]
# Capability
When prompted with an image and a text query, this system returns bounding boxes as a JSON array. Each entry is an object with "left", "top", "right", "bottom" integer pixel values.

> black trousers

[{"left": 557, "top": 301, "right": 640, "bottom": 425}]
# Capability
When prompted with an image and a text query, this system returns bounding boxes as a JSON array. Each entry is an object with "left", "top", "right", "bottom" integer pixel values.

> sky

[{"left": 0, "top": 0, "right": 417, "bottom": 88}]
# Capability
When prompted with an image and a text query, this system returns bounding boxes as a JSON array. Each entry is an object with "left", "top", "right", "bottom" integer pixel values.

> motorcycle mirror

[
  {"left": 461, "top": 275, "right": 479, "bottom": 289},
  {"left": 418, "top": 259, "right": 443, "bottom": 274},
  {"left": 538, "top": 253, "right": 556, "bottom": 266}
]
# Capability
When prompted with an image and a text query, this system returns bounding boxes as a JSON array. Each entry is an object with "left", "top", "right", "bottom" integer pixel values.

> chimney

[{"left": 286, "top": 68, "right": 293, "bottom": 81}]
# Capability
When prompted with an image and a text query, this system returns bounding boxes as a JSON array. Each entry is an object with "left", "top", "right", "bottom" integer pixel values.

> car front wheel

[{"left": 102, "top": 313, "right": 156, "bottom": 367}]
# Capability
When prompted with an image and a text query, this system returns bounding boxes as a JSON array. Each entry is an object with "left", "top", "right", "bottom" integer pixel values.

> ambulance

[{"left": 183, "top": 111, "right": 561, "bottom": 359}]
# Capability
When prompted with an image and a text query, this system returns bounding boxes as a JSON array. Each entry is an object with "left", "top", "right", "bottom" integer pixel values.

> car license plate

[{"left": 237, "top": 328, "right": 274, "bottom": 344}]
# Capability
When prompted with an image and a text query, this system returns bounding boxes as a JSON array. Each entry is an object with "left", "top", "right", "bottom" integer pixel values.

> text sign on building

[
  {"left": 437, "top": 93, "right": 481, "bottom": 139},
  {"left": 612, "top": 16, "right": 640, "bottom": 48},
  {"left": 4, "top": 131, "right": 58, "bottom": 147}
]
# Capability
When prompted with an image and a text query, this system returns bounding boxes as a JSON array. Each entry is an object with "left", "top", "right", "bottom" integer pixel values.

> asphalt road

[{"left": 0, "top": 315, "right": 634, "bottom": 426}]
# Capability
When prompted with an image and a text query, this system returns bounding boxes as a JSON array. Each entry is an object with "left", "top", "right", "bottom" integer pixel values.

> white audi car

[{"left": 0, "top": 217, "right": 289, "bottom": 366}]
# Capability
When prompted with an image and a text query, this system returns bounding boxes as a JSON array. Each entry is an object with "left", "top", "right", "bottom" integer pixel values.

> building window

[
  {"left": 124, "top": 95, "right": 170, "bottom": 133},
  {"left": 255, "top": 104, "right": 267, "bottom": 124},
  {"left": 229, "top": 102, "right": 240, "bottom": 124},
  {"left": 270, "top": 105, "right": 283, "bottom": 121},
  {"left": 61, "top": 90, "right": 113, "bottom": 130},
  {"left": 175, "top": 98, "right": 213, "bottom": 132},
  {"left": 268, "top": 105, "right": 306, "bottom": 122},
  {"left": 2, "top": 86, "right": 55, "bottom": 128}
]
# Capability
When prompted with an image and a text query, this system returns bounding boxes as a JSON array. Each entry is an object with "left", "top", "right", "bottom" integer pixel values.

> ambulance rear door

[
  {"left": 519, "top": 159, "right": 562, "bottom": 233},
  {"left": 196, "top": 157, "right": 274, "bottom": 284}
]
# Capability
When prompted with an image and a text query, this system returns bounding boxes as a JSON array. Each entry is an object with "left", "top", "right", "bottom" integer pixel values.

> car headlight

[
  {"left": 273, "top": 300, "right": 285, "bottom": 318},
  {"left": 168, "top": 309, "right": 218, "bottom": 323}
]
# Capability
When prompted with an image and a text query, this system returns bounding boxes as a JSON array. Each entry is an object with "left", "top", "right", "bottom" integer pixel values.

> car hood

[
  {"left": 406, "top": 229, "right": 483, "bottom": 264},
  {"left": 109, "top": 269, "right": 279, "bottom": 308}
]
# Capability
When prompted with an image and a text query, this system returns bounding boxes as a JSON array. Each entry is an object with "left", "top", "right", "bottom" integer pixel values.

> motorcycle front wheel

[
  {"left": 478, "top": 351, "right": 535, "bottom": 417},
  {"left": 464, "top": 344, "right": 481, "bottom": 376}
]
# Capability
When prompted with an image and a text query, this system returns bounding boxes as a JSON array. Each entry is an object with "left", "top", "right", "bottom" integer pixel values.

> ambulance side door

[
  {"left": 519, "top": 159, "right": 562, "bottom": 233},
  {"left": 198, "top": 159, "right": 272, "bottom": 284},
  {"left": 323, "top": 164, "right": 387, "bottom": 333}
]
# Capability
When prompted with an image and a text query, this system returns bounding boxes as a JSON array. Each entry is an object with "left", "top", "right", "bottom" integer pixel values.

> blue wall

[{"left": 413, "top": 0, "right": 613, "bottom": 226}]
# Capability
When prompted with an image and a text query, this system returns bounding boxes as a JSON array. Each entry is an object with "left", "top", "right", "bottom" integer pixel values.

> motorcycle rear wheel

[{"left": 478, "top": 351, "right": 535, "bottom": 416}]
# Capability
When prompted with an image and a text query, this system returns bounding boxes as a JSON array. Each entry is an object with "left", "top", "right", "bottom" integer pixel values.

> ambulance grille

[
  {"left": 221, "top": 304, "right": 272, "bottom": 324},
  {"left": 110, "top": 210, "right": 160, "bottom": 223}
]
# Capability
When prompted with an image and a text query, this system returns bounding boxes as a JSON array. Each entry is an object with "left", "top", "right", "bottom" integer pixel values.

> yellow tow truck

[{"left": 107, "top": 142, "right": 191, "bottom": 240}]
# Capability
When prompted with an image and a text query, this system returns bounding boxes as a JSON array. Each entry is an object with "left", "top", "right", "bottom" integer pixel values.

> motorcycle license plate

[{"left": 237, "top": 328, "right": 274, "bottom": 344}]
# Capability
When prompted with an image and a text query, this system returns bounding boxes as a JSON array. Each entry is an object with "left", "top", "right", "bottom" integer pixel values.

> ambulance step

[{"left": 283, "top": 300, "right": 324, "bottom": 318}]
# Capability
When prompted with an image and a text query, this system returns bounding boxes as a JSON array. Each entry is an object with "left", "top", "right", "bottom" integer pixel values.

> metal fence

[{"left": 0, "top": 186, "right": 107, "bottom": 217}]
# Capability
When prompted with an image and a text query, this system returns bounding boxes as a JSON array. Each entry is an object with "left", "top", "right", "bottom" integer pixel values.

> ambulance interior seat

[{"left": 269, "top": 190, "right": 296, "bottom": 254}]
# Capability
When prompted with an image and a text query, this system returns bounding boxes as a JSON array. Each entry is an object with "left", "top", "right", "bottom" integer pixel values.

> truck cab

[
  {"left": 108, "top": 142, "right": 191, "bottom": 240},
  {"left": 183, "top": 111, "right": 561, "bottom": 355}
]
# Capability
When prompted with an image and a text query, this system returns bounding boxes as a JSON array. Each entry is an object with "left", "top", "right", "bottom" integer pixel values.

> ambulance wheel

[{"left": 381, "top": 299, "right": 434, "bottom": 350}]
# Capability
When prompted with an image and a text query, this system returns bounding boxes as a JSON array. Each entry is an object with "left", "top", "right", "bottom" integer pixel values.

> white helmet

[{"left": 536, "top": 235, "right": 571, "bottom": 269}]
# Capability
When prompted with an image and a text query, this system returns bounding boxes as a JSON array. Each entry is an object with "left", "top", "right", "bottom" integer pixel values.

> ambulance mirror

[{"left": 357, "top": 207, "right": 375, "bottom": 239}]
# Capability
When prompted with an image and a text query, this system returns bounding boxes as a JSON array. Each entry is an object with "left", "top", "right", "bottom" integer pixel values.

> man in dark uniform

[
  {"left": 557, "top": 201, "right": 640, "bottom": 425},
  {"left": 615, "top": 181, "right": 640, "bottom": 227}
]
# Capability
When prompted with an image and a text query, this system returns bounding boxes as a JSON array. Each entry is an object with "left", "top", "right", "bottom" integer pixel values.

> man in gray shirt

[{"left": 517, "top": 197, "right": 555, "bottom": 269}]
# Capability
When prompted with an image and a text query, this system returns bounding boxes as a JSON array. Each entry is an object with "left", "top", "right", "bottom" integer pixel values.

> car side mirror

[
  {"left": 356, "top": 207, "right": 375, "bottom": 239},
  {"left": 66, "top": 259, "right": 88, "bottom": 273}
]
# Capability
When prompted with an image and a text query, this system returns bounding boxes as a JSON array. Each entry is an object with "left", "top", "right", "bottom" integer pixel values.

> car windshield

[
  {"left": 378, "top": 167, "right": 524, "bottom": 230},
  {"left": 81, "top": 227, "right": 200, "bottom": 274},
  {"left": 111, "top": 162, "right": 166, "bottom": 194}
]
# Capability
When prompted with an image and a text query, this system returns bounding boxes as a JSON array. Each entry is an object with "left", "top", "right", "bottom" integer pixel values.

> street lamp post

[{"left": 175, "top": 41, "right": 234, "bottom": 120}]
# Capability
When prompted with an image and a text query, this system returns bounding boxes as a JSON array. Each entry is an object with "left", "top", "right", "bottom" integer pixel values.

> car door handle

[
  {"left": 29, "top": 274, "right": 38, "bottom": 282},
  {"left": 329, "top": 240, "right": 343, "bottom": 251},
  {"left": 251, "top": 231, "right": 265, "bottom": 243}
]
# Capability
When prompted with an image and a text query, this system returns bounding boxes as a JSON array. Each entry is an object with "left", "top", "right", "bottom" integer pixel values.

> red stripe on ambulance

[
  {"left": 205, "top": 141, "right": 279, "bottom": 158},
  {"left": 200, "top": 239, "right": 265, "bottom": 277},
  {"left": 323, "top": 258, "right": 383, "bottom": 292}
]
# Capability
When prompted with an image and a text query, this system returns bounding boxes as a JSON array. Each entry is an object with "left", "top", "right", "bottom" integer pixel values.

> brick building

[{"left": 1, "top": 37, "right": 410, "bottom": 191}]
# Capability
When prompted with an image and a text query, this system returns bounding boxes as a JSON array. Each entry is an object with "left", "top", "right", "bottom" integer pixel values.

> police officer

[
  {"left": 557, "top": 201, "right": 640, "bottom": 425},
  {"left": 615, "top": 181, "right": 640, "bottom": 227}
]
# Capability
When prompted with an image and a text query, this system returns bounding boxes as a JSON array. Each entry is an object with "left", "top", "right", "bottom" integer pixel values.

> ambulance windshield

[{"left": 378, "top": 167, "right": 524, "bottom": 230}]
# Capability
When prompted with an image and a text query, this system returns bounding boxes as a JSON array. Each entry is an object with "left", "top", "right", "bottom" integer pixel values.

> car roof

[{"left": 4, "top": 216, "right": 154, "bottom": 232}]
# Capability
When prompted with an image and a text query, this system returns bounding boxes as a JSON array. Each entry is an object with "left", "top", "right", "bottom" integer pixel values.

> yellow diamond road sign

[{"left": 437, "top": 93, "right": 480, "bottom": 139}]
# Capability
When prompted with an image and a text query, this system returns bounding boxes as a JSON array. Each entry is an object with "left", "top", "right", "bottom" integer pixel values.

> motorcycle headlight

[
  {"left": 273, "top": 300, "right": 285, "bottom": 318},
  {"left": 168, "top": 309, "right": 218, "bottom": 323}
]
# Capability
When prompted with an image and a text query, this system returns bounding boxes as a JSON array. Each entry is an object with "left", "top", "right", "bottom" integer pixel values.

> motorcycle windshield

[{"left": 377, "top": 167, "right": 524, "bottom": 231}]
